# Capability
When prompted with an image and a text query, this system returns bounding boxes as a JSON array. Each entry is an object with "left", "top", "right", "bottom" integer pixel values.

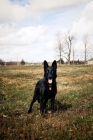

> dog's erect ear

[
  {"left": 44, "top": 60, "right": 48, "bottom": 70},
  {"left": 52, "top": 60, "right": 57, "bottom": 69}
]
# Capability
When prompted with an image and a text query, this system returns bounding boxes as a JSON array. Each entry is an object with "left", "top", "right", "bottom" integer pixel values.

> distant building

[
  {"left": 57, "top": 58, "right": 64, "bottom": 64},
  {"left": 87, "top": 58, "right": 93, "bottom": 65},
  {"left": 6, "top": 61, "right": 17, "bottom": 65},
  {"left": 0, "top": 59, "right": 5, "bottom": 66}
]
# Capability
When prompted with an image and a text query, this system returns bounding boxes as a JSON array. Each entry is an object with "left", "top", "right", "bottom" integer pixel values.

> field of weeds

[{"left": 0, "top": 64, "right": 93, "bottom": 140}]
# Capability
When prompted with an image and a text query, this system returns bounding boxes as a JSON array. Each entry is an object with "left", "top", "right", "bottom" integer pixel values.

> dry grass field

[{"left": 0, "top": 64, "right": 93, "bottom": 140}]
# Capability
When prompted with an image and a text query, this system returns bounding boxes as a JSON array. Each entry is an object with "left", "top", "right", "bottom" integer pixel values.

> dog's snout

[
  {"left": 47, "top": 69, "right": 53, "bottom": 79},
  {"left": 48, "top": 74, "right": 52, "bottom": 79}
]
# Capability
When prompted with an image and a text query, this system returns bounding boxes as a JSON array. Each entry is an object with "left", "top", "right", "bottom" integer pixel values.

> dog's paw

[{"left": 28, "top": 109, "right": 32, "bottom": 114}]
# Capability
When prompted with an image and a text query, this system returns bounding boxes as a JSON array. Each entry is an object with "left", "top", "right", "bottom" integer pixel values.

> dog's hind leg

[
  {"left": 28, "top": 84, "right": 39, "bottom": 113},
  {"left": 28, "top": 97, "right": 36, "bottom": 113}
]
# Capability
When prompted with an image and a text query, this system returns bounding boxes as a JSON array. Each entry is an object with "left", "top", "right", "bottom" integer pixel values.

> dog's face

[{"left": 44, "top": 60, "right": 57, "bottom": 90}]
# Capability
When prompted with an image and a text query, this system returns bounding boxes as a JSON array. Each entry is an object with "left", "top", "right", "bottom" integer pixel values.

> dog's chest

[{"left": 44, "top": 89, "right": 55, "bottom": 99}]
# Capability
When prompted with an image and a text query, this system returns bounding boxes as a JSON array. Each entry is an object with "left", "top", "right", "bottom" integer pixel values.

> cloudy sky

[{"left": 0, "top": 0, "right": 93, "bottom": 62}]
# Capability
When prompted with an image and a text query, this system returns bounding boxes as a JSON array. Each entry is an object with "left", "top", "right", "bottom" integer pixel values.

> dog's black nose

[
  {"left": 48, "top": 76, "right": 52, "bottom": 79},
  {"left": 48, "top": 73, "right": 53, "bottom": 79}
]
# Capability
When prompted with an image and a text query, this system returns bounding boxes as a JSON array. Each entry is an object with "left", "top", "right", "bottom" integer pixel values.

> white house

[{"left": 87, "top": 58, "right": 93, "bottom": 65}]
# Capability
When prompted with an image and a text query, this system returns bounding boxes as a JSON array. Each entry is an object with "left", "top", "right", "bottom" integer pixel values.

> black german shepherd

[{"left": 28, "top": 60, "right": 57, "bottom": 114}]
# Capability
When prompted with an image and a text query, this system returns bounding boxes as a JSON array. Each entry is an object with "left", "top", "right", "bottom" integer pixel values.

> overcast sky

[{"left": 0, "top": 0, "right": 93, "bottom": 62}]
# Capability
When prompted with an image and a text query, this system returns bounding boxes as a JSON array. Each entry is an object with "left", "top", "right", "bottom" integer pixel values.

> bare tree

[
  {"left": 63, "top": 31, "right": 75, "bottom": 64},
  {"left": 55, "top": 32, "right": 63, "bottom": 64},
  {"left": 55, "top": 30, "right": 75, "bottom": 64},
  {"left": 83, "top": 34, "right": 93, "bottom": 64},
  {"left": 72, "top": 44, "right": 78, "bottom": 64},
  {"left": 83, "top": 34, "right": 88, "bottom": 64},
  {"left": 72, "top": 46, "right": 75, "bottom": 64}
]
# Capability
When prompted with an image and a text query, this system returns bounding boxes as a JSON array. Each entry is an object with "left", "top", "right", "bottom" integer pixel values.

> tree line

[
  {"left": 0, "top": 59, "right": 25, "bottom": 66},
  {"left": 55, "top": 31, "right": 93, "bottom": 64}
]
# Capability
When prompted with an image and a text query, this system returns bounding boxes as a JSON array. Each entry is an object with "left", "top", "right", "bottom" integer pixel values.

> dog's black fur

[{"left": 28, "top": 60, "right": 57, "bottom": 114}]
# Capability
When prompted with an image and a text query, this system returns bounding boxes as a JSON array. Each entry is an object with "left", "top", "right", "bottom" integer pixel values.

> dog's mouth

[
  {"left": 48, "top": 79, "right": 53, "bottom": 90},
  {"left": 48, "top": 79, "right": 52, "bottom": 84}
]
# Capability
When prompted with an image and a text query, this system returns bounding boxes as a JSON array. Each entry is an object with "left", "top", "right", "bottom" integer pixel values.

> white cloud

[
  {"left": 30, "top": 0, "right": 89, "bottom": 13},
  {"left": 0, "top": 22, "right": 18, "bottom": 37},
  {"left": 0, "top": 24, "right": 49, "bottom": 45},
  {"left": 72, "top": 1, "right": 93, "bottom": 35},
  {"left": 0, "top": 0, "right": 26, "bottom": 20},
  {"left": 0, "top": 23, "right": 51, "bottom": 62},
  {"left": 0, "top": 0, "right": 89, "bottom": 21}
]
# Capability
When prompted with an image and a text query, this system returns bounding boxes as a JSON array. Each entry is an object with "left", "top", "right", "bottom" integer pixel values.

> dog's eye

[
  {"left": 51, "top": 70, "right": 53, "bottom": 73},
  {"left": 47, "top": 70, "right": 49, "bottom": 73}
]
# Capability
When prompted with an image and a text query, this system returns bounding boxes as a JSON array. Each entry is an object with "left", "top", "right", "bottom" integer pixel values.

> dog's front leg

[
  {"left": 51, "top": 97, "right": 55, "bottom": 112},
  {"left": 40, "top": 99, "right": 44, "bottom": 115}
]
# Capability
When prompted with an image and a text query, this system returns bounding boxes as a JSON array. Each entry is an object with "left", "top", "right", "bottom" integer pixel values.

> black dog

[{"left": 28, "top": 60, "right": 57, "bottom": 114}]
